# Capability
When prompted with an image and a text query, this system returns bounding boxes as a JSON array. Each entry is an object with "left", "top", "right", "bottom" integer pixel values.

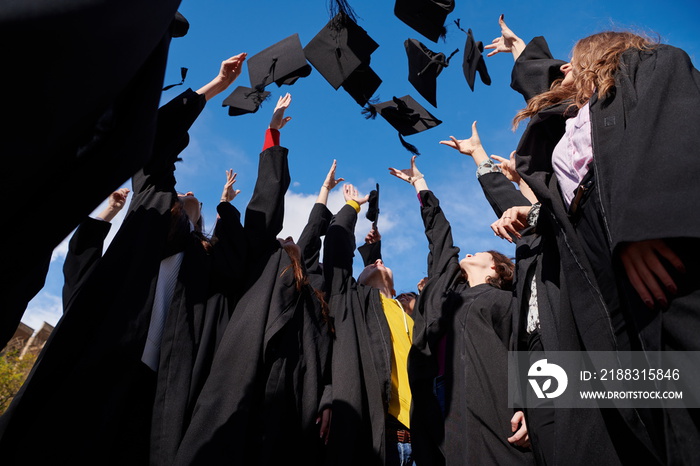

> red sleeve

[{"left": 262, "top": 128, "right": 280, "bottom": 151}]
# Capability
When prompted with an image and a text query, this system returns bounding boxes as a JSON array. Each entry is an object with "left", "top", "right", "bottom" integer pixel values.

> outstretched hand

[
  {"left": 323, "top": 159, "right": 345, "bottom": 191},
  {"left": 492, "top": 151, "right": 520, "bottom": 183},
  {"left": 619, "top": 239, "right": 685, "bottom": 310},
  {"left": 484, "top": 14, "right": 525, "bottom": 60},
  {"left": 221, "top": 169, "right": 241, "bottom": 202},
  {"left": 389, "top": 155, "right": 424, "bottom": 185},
  {"left": 439, "top": 121, "right": 484, "bottom": 157},
  {"left": 343, "top": 183, "right": 369, "bottom": 205},
  {"left": 269, "top": 93, "right": 292, "bottom": 130},
  {"left": 217, "top": 53, "right": 247, "bottom": 89},
  {"left": 197, "top": 53, "right": 247, "bottom": 101}
]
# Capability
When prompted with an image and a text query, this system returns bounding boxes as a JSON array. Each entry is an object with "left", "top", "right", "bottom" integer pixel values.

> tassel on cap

[{"left": 162, "top": 67, "right": 188, "bottom": 91}]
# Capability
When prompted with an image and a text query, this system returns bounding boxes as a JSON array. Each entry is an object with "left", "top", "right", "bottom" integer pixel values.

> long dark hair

[
  {"left": 170, "top": 198, "right": 213, "bottom": 253},
  {"left": 280, "top": 243, "right": 331, "bottom": 329}
]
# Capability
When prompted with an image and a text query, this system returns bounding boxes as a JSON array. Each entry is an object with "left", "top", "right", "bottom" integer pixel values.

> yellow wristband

[{"left": 346, "top": 199, "right": 361, "bottom": 213}]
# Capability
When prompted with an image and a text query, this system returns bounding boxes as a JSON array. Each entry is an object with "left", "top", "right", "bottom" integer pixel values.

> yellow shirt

[{"left": 380, "top": 293, "right": 414, "bottom": 429}]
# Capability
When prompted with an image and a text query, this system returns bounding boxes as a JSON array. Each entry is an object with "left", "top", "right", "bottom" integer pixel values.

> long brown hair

[
  {"left": 280, "top": 243, "right": 331, "bottom": 328},
  {"left": 170, "top": 199, "right": 213, "bottom": 253},
  {"left": 513, "top": 31, "right": 657, "bottom": 129},
  {"left": 486, "top": 250, "right": 515, "bottom": 291}
]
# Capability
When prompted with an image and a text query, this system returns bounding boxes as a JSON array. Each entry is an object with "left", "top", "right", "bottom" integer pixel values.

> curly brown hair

[
  {"left": 485, "top": 250, "right": 515, "bottom": 291},
  {"left": 513, "top": 31, "right": 657, "bottom": 129}
]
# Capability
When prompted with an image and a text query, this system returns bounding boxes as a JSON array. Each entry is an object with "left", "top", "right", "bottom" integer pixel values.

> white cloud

[{"left": 22, "top": 291, "right": 62, "bottom": 330}]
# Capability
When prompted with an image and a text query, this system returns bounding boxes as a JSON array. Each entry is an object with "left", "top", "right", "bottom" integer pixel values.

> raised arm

[
  {"left": 510, "top": 36, "right": 566, "bottom": 101},
  {"left": 440, "top": 122, "right": 533, "bottom": 217},
  {"left": 491, "top": 151, "right": 539, "bottom": 205},
  {"left": 244, "top": 94, "right": 292, "bottom": 252},
  {"left": 389, "top": 156, "right": 459, "bottom": 278},
  {"left": 62, "top": 188, "right": 130, "bottom": 311},
  {"left": 323, "top": 184, "right": 368, "bottom": 297},
  {"left": 296, "top": 160, "right": 343, "bottom": 275},
  {"left": 195, "top": 53, "right": 247, "bottom": 101},
  {"left": 210, "top": 169, "right": 246, "bottom": 290},
  {"left": 483, "top": 15, "right": 526, "bottom": 61},
  {"left": 315, "top": 159, "right": 344, "bottom": 207},
  {"left": 132, "top": 54, "right": 246, "bottom": 197}
]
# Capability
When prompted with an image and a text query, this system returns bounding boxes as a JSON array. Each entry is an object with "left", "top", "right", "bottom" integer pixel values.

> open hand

[
  {"left": 269, "top": 93, "right": 292, "bottom": 130},
  {"left": 484, "top": 15, "right": 525, "bottom": 58}
]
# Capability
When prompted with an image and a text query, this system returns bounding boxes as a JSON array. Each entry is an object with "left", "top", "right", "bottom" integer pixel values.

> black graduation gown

[
  {"left": 0, "top": 2, "right": 183, "bottom": 350},
  {"left": 171, "top": 146, "right": 331, "bottom": 466},
  {"left": 0, "top": 88, "right": 208, "bottom": 465},
  {"left": 323, "top": 203, "right": 395, "bottom": 466},
  {"left": 407, "top": 190, "right": 534, "bottom": 466},
  {"left": 149, "top": 200, "right": 247, "bottom": 466},
  {"left": 296, "top": 202, "right": 335, "bottom": 420},
  {"left": 298, "top": 202, "right": 334, "bottom": 290},
  {"left": 61, "top": 217, "right": 114, "bottom": 311},
  {"left": 510, "top": 37, "right": 700, "bottom": 465}
]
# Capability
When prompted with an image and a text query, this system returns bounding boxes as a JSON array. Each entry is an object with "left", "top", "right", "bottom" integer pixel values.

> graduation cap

[
  {"left": 341, "top": 63, "right": 382, "bottom": 107},
  {"left": 366, "top": 183, "right": 380, "bottom": 226},
  {"left": 247, "top": 33, "right": 312, "bottom": 88},
  {"left": 405, "top": 38, "right": 459, "bottom": 107},
  {"left": 304, "top": 12, "right": 380, "bottom": 90},
  {"left": 221, "top": 86, "right": 271, "bottom": 116},
  {"left": 170, "top": 11, "right": 190, "bottom": 38},
  {"left": 394, "top": 0, "right": 455, "bottom": 43},
  {"left": 365, "top": 95, "right": 442, "bottom": 154},
  {"left": 455, "top": 20, "right": 492, "bottom": 91}
]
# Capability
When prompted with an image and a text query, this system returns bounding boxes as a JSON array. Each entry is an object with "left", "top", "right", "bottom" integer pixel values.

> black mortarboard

[
  {"left": 170, "top": 11, "right": 190, "bottom": 38},
  {"left": 341, "top": 63, "right": 382, "bottom": 107},
  {"left": 304, "top": 13, "right": 380, "bottom": 90},
  {"left": 456, "top": 21, "right": 492, "bottom": 91},
  {"left": 247, "top": 34, "right": 312, "bottom": 88},
  {"left": 366, "top": 95, "right": 442, "bottom": 154},
  {"left": 394, "top": 0, "right": 455, "bottom": 43},
  {"left": 221, "top": 86, "right": 271, "bottom": 116},
  {"left": 405, "top": 38, "right": 459, "bottom": 107},
  {"left": 366, "top": 183, "right": 380, "bottom": 225}
]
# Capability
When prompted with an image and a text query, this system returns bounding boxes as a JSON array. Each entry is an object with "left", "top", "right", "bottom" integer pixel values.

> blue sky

[{"left": 22, "top": 0, "right": 699, "bottom": 331}]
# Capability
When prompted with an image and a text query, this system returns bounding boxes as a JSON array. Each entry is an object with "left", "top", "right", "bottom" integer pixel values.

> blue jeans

[{"left": 386, "top": 438, "right": 415, "bottom": 466}]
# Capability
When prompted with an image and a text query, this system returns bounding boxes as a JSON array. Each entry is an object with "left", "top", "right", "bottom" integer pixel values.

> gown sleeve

[
  {"left": 62, "top": 218, "right": 112, "bottom": 312},
  {"left": 511, "top": 36, "right": 567, "bottom": 102}
]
